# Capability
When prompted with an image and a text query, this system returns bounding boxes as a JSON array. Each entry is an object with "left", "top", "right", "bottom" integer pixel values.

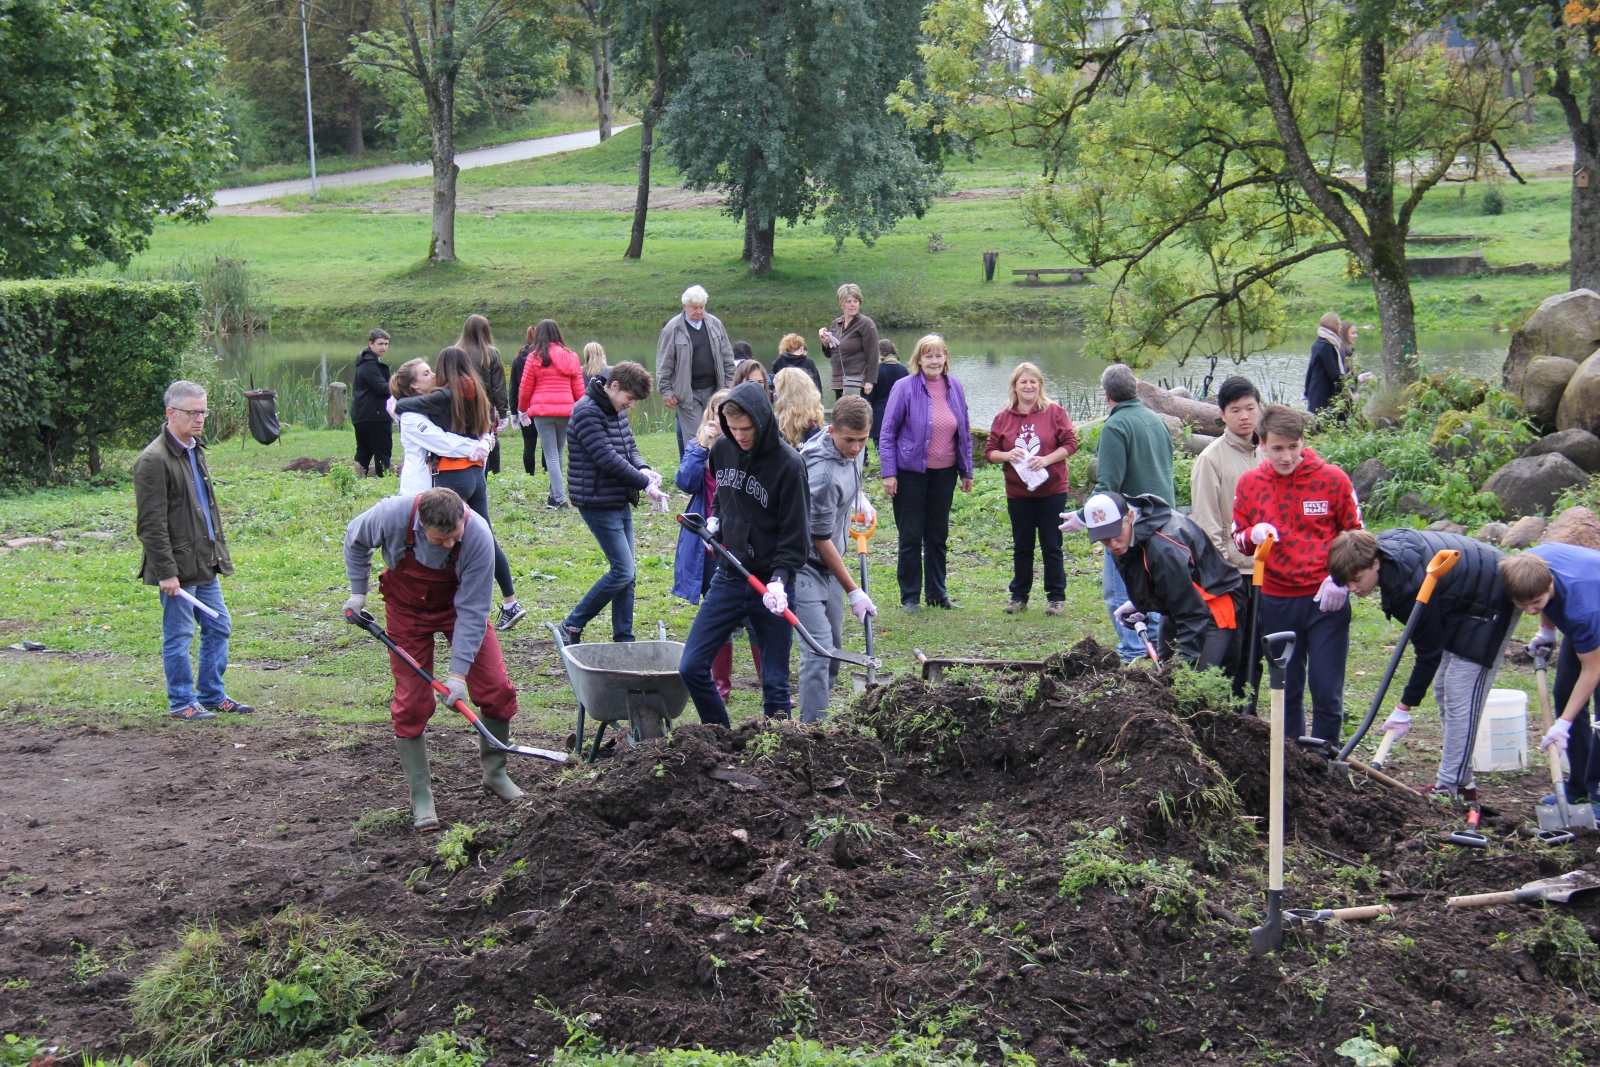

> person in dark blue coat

[
  {"left": 351, "top": 329, "right": 393, "bottom": 476},
  {"left": 557, "top": 362, "right": 664, "bottom": 645},
  {"left": 1303, "top": 311, "right": 1349, "bottom": 414},
  {"left": 869, "top": 339, "right": 910, "bottom": 448}
]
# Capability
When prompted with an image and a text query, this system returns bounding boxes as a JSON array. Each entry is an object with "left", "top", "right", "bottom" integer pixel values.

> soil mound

[{"left": 342, "top": 640, "right": 1595, "bottom": 1065}]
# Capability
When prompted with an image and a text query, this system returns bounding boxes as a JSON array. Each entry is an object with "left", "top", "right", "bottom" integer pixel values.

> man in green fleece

[{"left": 1062, "top": 364, "right": 1176, "bottom": 662}]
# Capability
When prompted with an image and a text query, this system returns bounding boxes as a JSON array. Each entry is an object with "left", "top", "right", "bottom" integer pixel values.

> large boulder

[
  {"left": 1523, "top": 428, "right": 1600, "bottom": 473},
  {"left": 1503, "top": 289, "right": 1600, "bottom": 393},
  {"left": 1520, "top": 357, "right": 1581, "bottom": 430},
  {"left": 1350, "top": 458, "right": 1393, "bottom": 503},
  {"left": 1135, "top": 379, "right": 1224, "bottom": 435},
  {"left": 1481, "top": 454, "right": 1588, "bottom": 519},
  {"left": 1558, "top": 350, "right": 1600, "bottom": 435},
  {"left": 1542, "top": 506, "right": 1600, "bottom": 552},
  {"left": 1473, "top": 522, "right": 1509, "bottom": 543},
  {"left": 1426, "top": 519, "right": 1469, "bottom": 535},
  {"left": 1501, "top": 515, "right": 1547, "bottom": 549},
  {"left": 1397, "top": 492, "right": 1443, "bottom": 522}
]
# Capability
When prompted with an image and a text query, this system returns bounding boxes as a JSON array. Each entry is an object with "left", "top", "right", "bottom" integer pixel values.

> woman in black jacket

[
  {"left": 1330, "top": 529, "right": 1517, "bottom": 798},
  {"left": 351, "top": 328, "right": 393, "bottom": 476},
  {"left": 458, "top": 315, "right": 509, "bottom": 474},
  {"left": 1304, "top": 310, "right": 1349, "bottom": 414},
  {"left": 509, "top": 326, "right": 543, "bottom": 478}
]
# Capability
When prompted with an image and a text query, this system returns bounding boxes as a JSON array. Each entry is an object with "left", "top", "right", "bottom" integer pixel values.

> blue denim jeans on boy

[
  {"left": 161, "top": 579, "right": 232, "bottom": 711},
  {"left": 680, "top": 570, "right": 795, "bottom": 726},
  {"left": 566, "top": 507, "right": 635, "bottom": 641},
  {"left": 1257, "top": 592, "right": 1351, "bottom": 743},
  {"left": 1103, "top": 551, "right": 1160, "bottom": 664}
]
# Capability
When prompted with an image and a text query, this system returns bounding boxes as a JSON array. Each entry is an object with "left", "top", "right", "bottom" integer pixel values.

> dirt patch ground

[{"left": 3, "top": 639, "right": 1597, "bottom": 1065}]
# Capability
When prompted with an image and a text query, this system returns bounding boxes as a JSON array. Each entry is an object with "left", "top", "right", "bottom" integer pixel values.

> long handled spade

[
  {"left": 1338, "top": 549, "right": 1461, "bottom": 764},
  {"left": 1246, "top": 537, "right": 1274, "bottom": 710},
  {"left": 1250, "top": 630, "right": 1299, "bottom": 956},
  {"left": 677, "top": 514, "right": 882, "bottom": 672},
  {"left": 1534, "top": 652, "right": 1593, "bottom": 842},
  {"left": 344, "top": 608, "right": 568, "bottom": 761},
  {"left": 849, "top": 511, "right": 881, "bottom": 694},
  {"left": 1446, "top": 870, "right": 1600, "bottom": 909}
]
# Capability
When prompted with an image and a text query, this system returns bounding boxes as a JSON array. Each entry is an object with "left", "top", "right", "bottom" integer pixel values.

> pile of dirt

[{"left": 3, "top": 639, "right": 1597, "bottom": 1066}]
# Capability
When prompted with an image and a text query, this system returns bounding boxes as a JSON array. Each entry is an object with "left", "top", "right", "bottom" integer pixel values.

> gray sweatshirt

[
  {"left": 800, "top": 429, "right": 863, "bottom": 576},
  {"left": 344, "top": 495, "right": 495, "bottom": 676}
]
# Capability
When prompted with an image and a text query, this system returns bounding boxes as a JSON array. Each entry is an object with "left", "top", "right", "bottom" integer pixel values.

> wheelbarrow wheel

[{"left": 631, "top": 707, "right": 668, "bottom": 742}]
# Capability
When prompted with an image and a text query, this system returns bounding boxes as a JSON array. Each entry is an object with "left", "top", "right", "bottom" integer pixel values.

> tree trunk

[
  {"left": 1368, "top": 265, "right": 1419, "bottom": 385},
  {"left": 624, "top": 8, "right": 663, "bottom": 260},
  {"left": 747, "top": 214, "right": 774, "bottom": 276},
  {"left": 594, "top": 15, "right": 613, "bottom": 141},
  {"left": 429, "top": 77, "right": 458, "bottom": 263},
  {"left": 1572, "top": 131, "right": 1599, "bottom": 292},
  {"left": 346, "top": 82, "right": 365, "bottom": 156},
  {"left": 87, "top": 431, "right": 101, "bottom": 476},
  {"left": 742, "top": 213, "right": 754, "bottom": 261}
]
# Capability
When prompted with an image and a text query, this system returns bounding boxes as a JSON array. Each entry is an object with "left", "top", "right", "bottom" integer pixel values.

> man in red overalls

[{"left": 344, "top": 487, "right": 519, "bottom": 830}]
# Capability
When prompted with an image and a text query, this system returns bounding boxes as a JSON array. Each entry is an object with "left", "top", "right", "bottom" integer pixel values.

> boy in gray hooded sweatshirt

[{"left": 794, "top": 396, "right": 879, "bottom": 722}]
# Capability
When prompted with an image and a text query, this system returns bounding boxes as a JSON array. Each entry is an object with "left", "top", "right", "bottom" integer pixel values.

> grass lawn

[
  {"left": 122, "top": 127, "right": 1578, "bottom": 333},
  {"left": 0, "top": 426, "right": 1550, "bottom": 800}
]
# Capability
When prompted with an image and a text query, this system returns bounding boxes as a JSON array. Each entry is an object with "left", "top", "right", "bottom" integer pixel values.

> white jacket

[{"left": 395, "top": 411, "right": 495, "bottom": 497}]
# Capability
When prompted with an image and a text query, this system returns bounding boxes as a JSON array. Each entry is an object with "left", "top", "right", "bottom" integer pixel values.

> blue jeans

[
  {"left": 566, "top": 507, "right": 635, "bottom": 641},
  {"left": 1103, "top": 551, "right": 1160, "bottom": 663},
  {"left": 1258, "top": 592, "right": 1351, "bottom": 743},
  {"left": 680, "top": 570, "right": 795, "bottom": 726},
  {"left": 161, "top": 579, "right": 232, "bottom": 711}
]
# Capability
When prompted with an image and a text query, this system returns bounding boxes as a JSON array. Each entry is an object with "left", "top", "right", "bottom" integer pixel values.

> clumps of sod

[
  {"left": 129, "top": 907, "right": 403, "bottom": 1066},
  {"left": 1521, "top": 913, "right": 1600, "bottom": 995}
]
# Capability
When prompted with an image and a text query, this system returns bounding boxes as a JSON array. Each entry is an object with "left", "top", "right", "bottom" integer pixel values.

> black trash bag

[{"left": 245, "top": 389, "right": 280, "bottom": 445}]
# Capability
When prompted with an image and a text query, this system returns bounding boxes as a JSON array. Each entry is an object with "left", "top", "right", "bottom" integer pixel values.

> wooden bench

[{"left": 1013, "top": 267, "right": 1094, "bottom": 284}]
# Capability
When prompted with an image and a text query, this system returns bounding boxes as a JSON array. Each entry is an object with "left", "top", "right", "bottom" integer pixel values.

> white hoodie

[{"left": 394, "top": 411, "right": 495, "bottom": 497}]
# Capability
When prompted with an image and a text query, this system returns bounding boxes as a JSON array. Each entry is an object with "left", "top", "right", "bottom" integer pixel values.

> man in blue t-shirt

[{"left": 1502, "top": 545, "right": 1600, "bottom": 805}]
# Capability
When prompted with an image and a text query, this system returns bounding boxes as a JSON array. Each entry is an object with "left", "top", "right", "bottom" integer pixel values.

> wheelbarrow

[{"left": 545, "top": 622, "right": 689, "bottom": 762}]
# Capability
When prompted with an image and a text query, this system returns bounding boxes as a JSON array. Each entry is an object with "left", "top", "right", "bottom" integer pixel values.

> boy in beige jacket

[{"left": 1188, "top": 376, "right": 1262, "bottom": 690}]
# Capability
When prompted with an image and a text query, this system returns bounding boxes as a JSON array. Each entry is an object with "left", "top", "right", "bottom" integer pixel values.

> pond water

[{"left": 213, "top": 325, "right": 1511, "bottom": 430}]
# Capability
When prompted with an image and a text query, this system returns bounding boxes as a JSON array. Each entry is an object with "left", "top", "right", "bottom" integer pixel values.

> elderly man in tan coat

[
  {"left": 1188, "top": 376, "right": 1263, "bottom": 691},
  {"left": 657, "top": 284, "right": 736, "bottom": 455}
]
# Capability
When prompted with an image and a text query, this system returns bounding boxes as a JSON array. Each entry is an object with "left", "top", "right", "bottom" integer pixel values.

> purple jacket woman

[{"left": 878, "top": 336, "right": 972, "bottom": 610}]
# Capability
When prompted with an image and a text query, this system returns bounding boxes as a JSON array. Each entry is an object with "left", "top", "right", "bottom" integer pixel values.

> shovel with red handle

[{"left": 344, "top": 608, "right": 567, "bottom": 761}]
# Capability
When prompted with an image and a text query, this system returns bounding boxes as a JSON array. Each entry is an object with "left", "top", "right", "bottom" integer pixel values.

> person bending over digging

[
  {"left": 1329, "top": 529, "right": 1517, "bottom": 799},
  {"left": 343, "top": 487, "right": 522, "bottom": 831},
  {"left": 1085, "top": 490, "right": 1243, "bottom": 671},
  {"left": 1231, "top": 404, "right": 1362, "bottom": 739},
  {"left": 1502, "top": 547, "right": 1600, "bottom": 809},
  {"left": 795, "top": 396, "right": 879, "bottom": 723},
  {"left": 679, "top": 381, "right": 811, "bottom": 726}
]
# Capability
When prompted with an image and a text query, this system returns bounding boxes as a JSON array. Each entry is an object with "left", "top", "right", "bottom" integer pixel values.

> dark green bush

[{"left": 0, "top": 279, "right": 200, "bottom": 484}]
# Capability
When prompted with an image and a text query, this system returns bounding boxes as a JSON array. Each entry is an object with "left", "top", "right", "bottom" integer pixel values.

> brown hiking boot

[
  {"left": 1044, "top": 601, "right": 1065, "bottom": 617},
  {"left": 1004, "top": 600, "right": 1027, "bottom": 614}
]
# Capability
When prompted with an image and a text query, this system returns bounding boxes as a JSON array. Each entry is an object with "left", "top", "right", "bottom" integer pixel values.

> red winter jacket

[
  {"left": 518, "top": 343, "right": 586, "bottom": 418},
  {"left": 1231, "top": 448, "right": 1362, "bottom": 597}
]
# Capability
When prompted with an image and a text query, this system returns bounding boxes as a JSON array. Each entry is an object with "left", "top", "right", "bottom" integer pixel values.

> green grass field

[
  {"left": 0, "top": 426, "right": 1549, "bottom": 798},
  {"left": 122, "top": 126, "right": 1578, "bottom": 333}
]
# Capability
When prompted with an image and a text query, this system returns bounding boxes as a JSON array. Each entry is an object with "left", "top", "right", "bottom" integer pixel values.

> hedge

[{"left": 0, "top": 279, "right": 201, "bottom": 484}]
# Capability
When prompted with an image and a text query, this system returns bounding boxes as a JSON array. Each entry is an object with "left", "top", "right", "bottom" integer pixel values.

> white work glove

[
  {"left": 1314, "top": 575, "right": 1349, "bottom": 612},
  {"left": 644, "top": 468, "right": 663, "bottom": 489},
  {"left": 1250, "top": 522, "right": 1279, "bottom": 546},
  {"left": 762, "top": 578, "right": 788, "bottom": 617},
  {"left": 848, "top": 588, "right": 878, "bottom": 622},
  {"left": 495, "top": 416, "right": 510, "bottom": 433},
  {"left": 439, "top": 674, "right": 468, "bottom": 710},
  {"left": 1528, "top": 626, "right": 1558, "bottom": 659},
  {"left": 646, "top": 485, "right": 670, "bottom": 512},
  {"left": 1358, "top": 372, "right": 1377, "bottom": 384},
  {"left": 343, "top": 593, "right": 367, "bottom": 616},
  {"left": 1113, "top": 600, "right": 1145, "bottom": 628},
  {"left": 1060, "top": 511, "right": 1087, "bottom": 534},
  {"left": 385, "top": 396, "right": 399, "bottom": 420},
  {"left": 1382, "top": 709, "right": 1412, "bottom": 741},
  {"left": 704, "top": 516, "right": 720, "bottom": 537},
  {"left": 1542, "top": 717, "right": 1572, "bottom": 755},
  {"left": 469, "top": 443, "right": 490, "bottom": 463},
  {"left": 853, "top": 491, "right": 877, "bottom": 527}
]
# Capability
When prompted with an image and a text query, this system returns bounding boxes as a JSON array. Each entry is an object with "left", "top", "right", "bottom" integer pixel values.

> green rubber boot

[
  {"left": 394, "top": 736, "right": 440, "bottom": 831},
  {"left": 479, "top": 718, "right": 525, "bottom": 801}
]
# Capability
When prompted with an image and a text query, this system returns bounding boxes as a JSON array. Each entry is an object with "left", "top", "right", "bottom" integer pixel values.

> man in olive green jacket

[{"left": 134, "top": 380, "right": 252, "bottom": 721}]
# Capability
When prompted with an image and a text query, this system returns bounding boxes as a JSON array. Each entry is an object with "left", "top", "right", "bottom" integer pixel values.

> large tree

[
  {"left": 1472, "top": 1, "right": 1600, "bottom": 291},
  {"left": 0, "top": 0, "right": 232, "bottom": 278},
  {"left": 904, "top": 0, "right": 1528, "bottom": 382},
  {"left": 656, "top": 0, "right": 939, "bottom": 275},
  {"left": 615, "top": 0, "right": 686, "bottom": 259}
]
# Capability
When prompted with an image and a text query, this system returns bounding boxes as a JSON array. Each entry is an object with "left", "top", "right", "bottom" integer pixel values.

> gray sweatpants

[
  {"left": 794, "top": 568, "right": 845, "bottom": 724},
  {"left": 1434, "top": 649, "right": 1503, "bottom": 791}
]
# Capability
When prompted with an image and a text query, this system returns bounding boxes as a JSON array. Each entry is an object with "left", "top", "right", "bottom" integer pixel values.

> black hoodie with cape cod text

[{"left": 710, "top": 381, "right": 810, "bottom": 588}]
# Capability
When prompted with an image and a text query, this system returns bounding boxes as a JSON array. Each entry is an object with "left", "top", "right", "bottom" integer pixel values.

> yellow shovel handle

[
  {"left": 1415, "top": 549, "right": 1461, "bottom": 604},
  {"left": 1252, "top": 536, "right": 1275, "bottom": 586}
]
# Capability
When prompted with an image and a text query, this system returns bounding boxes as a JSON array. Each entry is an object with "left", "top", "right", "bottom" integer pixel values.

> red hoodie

[{"left": 1231, "top": 448, "right": 1362, "bottom": 598}]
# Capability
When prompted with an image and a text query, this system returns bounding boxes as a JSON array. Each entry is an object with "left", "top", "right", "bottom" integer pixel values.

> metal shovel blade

[{"left": 1537, "top": 798, "right": 1597, "bottom": 832}]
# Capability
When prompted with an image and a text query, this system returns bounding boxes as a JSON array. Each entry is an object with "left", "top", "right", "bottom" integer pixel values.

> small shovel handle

[
  {"left": 1371, "top": 729, "right": 1398, "bottom": 769},
  {"left": 1331, "top": 904, "right": 1394, "bottom": 921},
  {"left": 1252, "top": 536, "right": 1275, "bottom": 586},
  {"left": 1446, "top": 889, "right": 1525, "bottom": 909},
  {"left": 1415, "top": 549, "right": 1462, "bottom": 604}
]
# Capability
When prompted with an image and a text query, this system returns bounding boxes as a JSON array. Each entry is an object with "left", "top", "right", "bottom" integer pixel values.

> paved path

[{"left": 213, "top": 125, "right": 636, "bottom": 207}]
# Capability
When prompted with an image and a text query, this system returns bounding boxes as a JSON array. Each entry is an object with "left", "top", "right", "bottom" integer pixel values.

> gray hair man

[
  {"left": 656, "top": 284, "right": 735, "bottom": 455},
  {"left": 133, "top": 380, "right": 253, "bottom": 721},
  {"left": 1061, "top": 364, "right": 1177, "bottom": 663}
]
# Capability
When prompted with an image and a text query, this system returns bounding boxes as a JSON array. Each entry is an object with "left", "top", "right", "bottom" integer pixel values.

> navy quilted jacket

[
  {"left": 566, "top": 378, "right": 652, "bottom": 510},
  {"left": 1375, "top": 529, "right": 1515, "bottom": 705}
]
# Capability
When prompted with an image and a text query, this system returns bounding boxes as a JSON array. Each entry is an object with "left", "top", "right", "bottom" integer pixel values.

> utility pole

[{"left": 300, "top": 0, "right": 319, "bottom": 196}]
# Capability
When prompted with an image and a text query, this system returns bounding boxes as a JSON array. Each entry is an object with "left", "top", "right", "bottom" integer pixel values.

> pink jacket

[{"left": 518, "top": 343, "right": 586, "bottom": 417}]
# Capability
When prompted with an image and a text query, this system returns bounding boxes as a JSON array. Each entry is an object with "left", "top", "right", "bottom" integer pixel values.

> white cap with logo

[{"left": 1083, "top": 492, "right": 1131, "bottom": 541}]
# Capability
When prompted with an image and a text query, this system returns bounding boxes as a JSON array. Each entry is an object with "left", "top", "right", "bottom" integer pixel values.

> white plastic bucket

[{"left": 1472, "top": 689, "right": 1528, "bottom": 773}]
